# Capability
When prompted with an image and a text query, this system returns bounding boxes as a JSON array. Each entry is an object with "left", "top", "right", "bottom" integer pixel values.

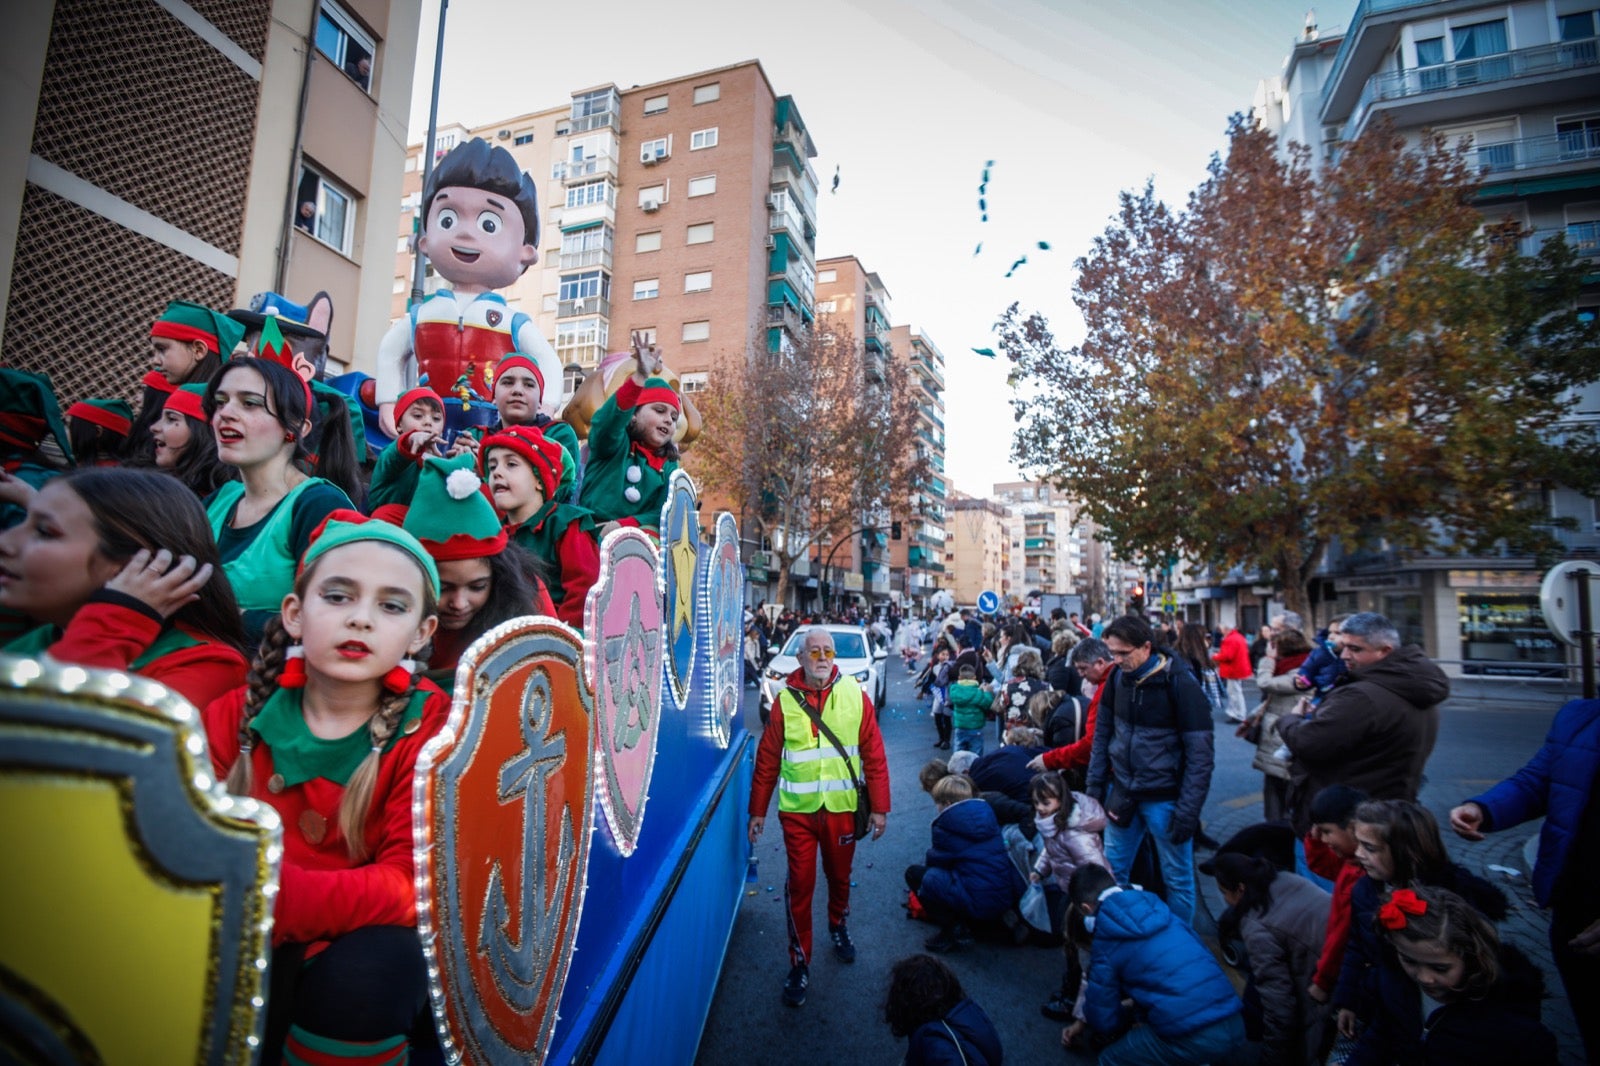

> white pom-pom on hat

[{"left": 445, "top": 468, "right": 481, "bottom": 500}]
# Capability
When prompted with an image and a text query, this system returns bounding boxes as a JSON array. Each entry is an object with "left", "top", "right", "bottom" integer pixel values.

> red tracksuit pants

[{"left": 780, "top": 809, "right": 857, "bottom": 967}]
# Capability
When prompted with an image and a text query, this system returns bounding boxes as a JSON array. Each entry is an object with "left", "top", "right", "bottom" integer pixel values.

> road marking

[{"left": 1220, "top": 793, "right": 1259, "bottom": 810}]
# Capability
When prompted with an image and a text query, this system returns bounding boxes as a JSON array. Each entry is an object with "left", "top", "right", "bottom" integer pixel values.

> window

[
  {"left": 680, "top": 371, "right": 708, "bottom": 393},
  {"left": 392, "top": 277, "right": 406, "bottom": 294},
  {"left": 316, "top": 0, "right": 374, "bottom": 92},
  {"left": 1451, "top": 19, "right": 1509, "bottom": 84},
  {"left": 565, "top": 179, "right": 614, "bottom": 208},
  {"left": 634, "top": 327, "right": 657, "bottom": 345},
  {"left": 1558, "top": 115, "right": 1600, "bottom": 159},
  {"left": 636, "top": 231, "right": 662, "bottom": 253},
  {"left": 693, "top": 83, "right": 720, "bottom": 104},
  {"left": 513, "top": 132, "right": 534, "bottom": 146},
  {"left": 643, "top": 94, "right": 669, "bottom": 115},
  {"left": 686, "top": 222, "right": 714, "bottom": 244},
  {"left": 556, "top": 317, "right": 608, "bottom": 358},
  {"left": 404, "top": 155, "right": 417, "bottom": 172},
  {"left": 639, "top": 182, "right": 667, "bottom": 207},
  {"left": 817, "top": 269, "right": 837, "bottom": 283},
  {"left": 640, "top": 137, "right": 669, "bottom": 163},
  {"left": 563, "top": 364, "right": 586, "bottom": 395},
  {"left": 682, "top": 320, "right": 711, "bottom": 343},
  {"left": 690, "top": 127, "right": 719, "bottom": 150},
  {"left": 684, "top": 270, "right": 712, "bottom": 293},
  {"left": 555, "top": 121, "right": 571, "bottom": 137},
  {"left": 559, "top": 224, "right": 613, "bottom": 268},
  {"left": 634, "top": 278, "right": 659, "bottom": 300},
  {"left": 687, "top": 174, "right": 716, "bottom": 197},
  {"left": 295, "top": 165, "right": 355, "bottom": 255},
  {"left": 396, "top": 235, "right": 409, "bottom": 253},
  {"left": 559, "top": 270, "right": 610, "bottom": 302}
]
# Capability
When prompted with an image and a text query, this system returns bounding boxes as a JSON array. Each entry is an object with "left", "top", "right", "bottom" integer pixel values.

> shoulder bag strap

[{"left": 785, "top": 685, "right": 866, "bottom": 791}]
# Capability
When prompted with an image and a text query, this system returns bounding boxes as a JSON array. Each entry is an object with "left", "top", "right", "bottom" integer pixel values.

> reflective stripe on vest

[{"left": 776, "top": 677, "right": 865, "bottom": 815}]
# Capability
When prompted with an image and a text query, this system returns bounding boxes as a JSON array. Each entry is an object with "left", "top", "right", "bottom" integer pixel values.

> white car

[{"left": 759, "top": 624, "right": 889, "bottom": 721}]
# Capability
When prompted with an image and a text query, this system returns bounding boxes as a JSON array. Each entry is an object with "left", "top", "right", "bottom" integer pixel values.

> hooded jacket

[
  {"left": 1230, "top": 872, "right": 1331, "bottom": 1066},
  {"left": 904, "top": 998, "right": 1004, "bottom": 1066},
  {"left": 1033, "top": 791, "right": 1111, "bottom": 891},
  {"left": 916, "top": 798, "right": 1024, "bottom": 922},
  {"left": 947, "top": 678, "right": 993, "bottom": 731},
  {"left": 1084, "top": 887, "right": 1241, "bottom": 1038},
  {"left": 1276, "top": 644, "right": 1446, "bottom": 833}
]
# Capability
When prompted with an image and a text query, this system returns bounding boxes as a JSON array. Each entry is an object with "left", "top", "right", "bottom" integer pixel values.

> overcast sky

[{"left": 406, "top": 0, "right": 1341, "bottom": 497}]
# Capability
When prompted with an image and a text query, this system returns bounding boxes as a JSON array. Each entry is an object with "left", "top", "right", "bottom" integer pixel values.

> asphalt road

[{"left": 694, "top": 659, "right": 1581, "bottom": 1065}]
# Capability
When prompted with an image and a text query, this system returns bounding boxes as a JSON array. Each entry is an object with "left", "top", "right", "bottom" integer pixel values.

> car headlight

[
  {"left": 852, "top": 670, "right": 871, "bottom": 683},
  {"left": 766, "top": 668, "right": 785, "bottom": 681}
]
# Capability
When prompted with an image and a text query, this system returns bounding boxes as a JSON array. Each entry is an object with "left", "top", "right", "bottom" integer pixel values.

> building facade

[
  {"left": 1231, "top": 0, "right": 1600, "bottom": 673},
  {"left": 946, "top": 493, "right": 1011, "bottom": 606},
  {"left": 890, "top": 326, "right": 950, "bottom": 613},
  {"left": 2, "top": 0, "right": 421, "bottom": 399}
]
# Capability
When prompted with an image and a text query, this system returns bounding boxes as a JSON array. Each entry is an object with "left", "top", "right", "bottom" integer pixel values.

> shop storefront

[{"left": 1457, "top": 586, "right": 1564, "bottom": 677}]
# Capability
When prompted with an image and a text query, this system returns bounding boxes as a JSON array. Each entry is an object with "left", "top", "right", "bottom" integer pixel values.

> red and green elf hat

[
  {"left": 0, "top": 369, "right": 73, "bottom": 462},
  {"left": 255, "top": 316, "right": 312, "bottom": 410},
  {"left": 150, "top": 300, "right": 246, "bottom": 357},
  {"left": 491, "top": 352, "right": 545, "bottom": 397},
  {"left": 636, "top": 376, "right": 681, "bottom": 412},
  {"left": 163, "top": 384, "right": 208, "bottom": 422},
  {"left": 300, "top": 508, "right": 440, "bottom": 597},
  {"left": 480, "top": 424, "right": 564, "bottom": 502},
  {"left": 403, "top": 452, "right": 508, "bottom": 560},
  {"left": 65, "top": 398, "right": 133, "bottom": 437},
  {"left": 141, "top": 370, "right": 177, "bottom": 395},
  {"left": 396, "top": 386, "right": 444, "bottom": 424}
]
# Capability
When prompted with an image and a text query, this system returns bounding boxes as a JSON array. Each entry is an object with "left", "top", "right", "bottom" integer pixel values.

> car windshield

[{"left": 782, "top": 631, "right": 868, "bottom": 659}]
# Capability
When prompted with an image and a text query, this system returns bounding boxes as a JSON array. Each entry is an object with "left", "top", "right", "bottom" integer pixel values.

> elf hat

[
  {"left": 140, "top": 370, "right": 178, "bottom": 395},
  {"left": 163, "top": 384, "right": 208, "bottom": 422},
  {"left": 491, "top": 352, "right": 545, "bottom": 397},
  {"left": 150, "top": 300, "right": 246, "bottom": 357},
  {"left": 636, "top": 376, "right": 681, "bottom": 413},
  {"left": 396, "top": 387, "right": 444, "bottom": 425},
  {"left": 480, "top": 424, "right": 564, "bottom": 501},
  {"left": 301, "top": 509, "right": 440, "bottom": 598},
  {"left": 66, "top": 398, "right": 133, "bottom": 437},
  {"left": 404, "top": 452, "right": 508, "bottom": 560},
  {"left": 0, "top": 369, "right": 73, "bottom": 462},
  {"left": 253, "top": 316, "right": 313, "bottom": 411}
]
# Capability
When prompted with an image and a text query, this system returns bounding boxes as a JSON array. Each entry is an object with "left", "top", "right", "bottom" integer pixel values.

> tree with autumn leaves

[
  {"left": 1003, "top": 115, "right": 1600, "bottom": 619},
  {"left": 690, "top": 324, "right": 926, "bottom": 609}
]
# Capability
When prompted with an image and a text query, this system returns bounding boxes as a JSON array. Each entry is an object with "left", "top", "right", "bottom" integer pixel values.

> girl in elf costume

[
  {"left": 65, "top": 398, "right": 132, "bottom": 467},
  {"left": 150, "top": 384, "right": 234, "bottom": 497},
  {"left": 0, "top": 468, "right": 249, "bottom": 709},
  {"left": 579, "top": 334, "right": 681, "bottom": 535},
  {"left": 204, "top": 512, "right": 445, "bottom": 1064},
  {"left": 398, "top": 451, "right": 556, "bottom": 694},
  {"left": 364, "top": 386, "right": 445, "bottom": 511},
  {"left": 480, "top": 425, "right": 598, "bottom": 630},
  {"left": 205, "top": 357, "right": 353, "bottom": 649},
  {"left": 127, "top": 300, "right": 246, "bottom": 463},
  {"left": 450, "top": 352, "right": 581, "bottom": 502}
]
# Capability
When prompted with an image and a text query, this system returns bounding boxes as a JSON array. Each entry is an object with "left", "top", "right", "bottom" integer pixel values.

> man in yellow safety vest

[{"left": 749, "top": 627, "right": 890, "bottom": 1007}]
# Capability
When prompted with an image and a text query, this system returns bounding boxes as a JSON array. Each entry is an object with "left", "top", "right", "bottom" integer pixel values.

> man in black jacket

[{"left": 1087, "top": 614, "right": 1215, "bottom": 925}]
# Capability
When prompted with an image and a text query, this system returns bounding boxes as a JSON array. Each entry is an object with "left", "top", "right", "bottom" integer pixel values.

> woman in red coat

[
  {"left": 1212, "top": 624, "right": 1253, "bottom": 723},
  {"left": 0, "top": 468, "right": 248, "bottom": 709}
]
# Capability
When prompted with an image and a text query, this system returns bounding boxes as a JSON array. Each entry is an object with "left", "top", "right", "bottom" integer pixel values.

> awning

[
  {"left": 1476, "top": 172, "right": 1600, "bottom": 200},
  {"left": 560, "top": 219, "right": 603, "bottom": 233}
]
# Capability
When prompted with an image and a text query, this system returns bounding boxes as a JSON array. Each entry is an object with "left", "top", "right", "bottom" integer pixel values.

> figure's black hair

[{"left": 422, "top": 137, "right": 540, "bottom": 249}]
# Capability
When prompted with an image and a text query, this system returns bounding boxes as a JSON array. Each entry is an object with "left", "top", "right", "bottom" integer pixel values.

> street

[{"left": 695, "top": 657, "right": 1583, "bottom": 1065}]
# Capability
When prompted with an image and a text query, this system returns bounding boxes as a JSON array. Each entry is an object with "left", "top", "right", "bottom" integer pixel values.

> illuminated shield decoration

[
  {"left": 585, "top": 528, "right": 665, "bottom": 856},
  {"left": 414, "top": 621, "right": 595, "bottom": 1065},
  {"left": 658, "top": 470, "right": 701, "bottom": 705},
  {"left": 706, "top": 512, "right": 744, "bottom": 748}
]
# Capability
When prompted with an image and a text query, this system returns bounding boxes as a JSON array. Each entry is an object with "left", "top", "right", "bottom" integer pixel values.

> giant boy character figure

[{"left": 375, "top": 138, "right": 561, "bottom": 438}]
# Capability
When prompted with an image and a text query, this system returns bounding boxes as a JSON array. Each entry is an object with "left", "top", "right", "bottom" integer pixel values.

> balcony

[
  {"left": 554, "top": 342, "right": 605, "bottom": 367},
  {"left": 916, "top": 352, "right": 945, "bottom": 389},
  {"left": 864, "top": 348, "right": 886, "bottom": 384},
  {"left": 558, "top": 247, "right": 612, "bottom": 271},
  {"left": 1471, "top": 130, "right": 1600, "bottom": 178},
  {"left": 1338, "top": 38, "right": 1599, "bottom": 144},
  {"left": 553, "top": 155, "right": 618, "bottom": 184},
  {"left": 570, "top": 110, "right": 618, "bottom": 134},
  {"left": 1520, "top": 222, "right": 1600, "bottom": 259},
  {"left": 558, "top": 296, "right": 610, "bottom": 319},
  {"left": 767, "top": 301, "right": 804, "bottom": 335}
]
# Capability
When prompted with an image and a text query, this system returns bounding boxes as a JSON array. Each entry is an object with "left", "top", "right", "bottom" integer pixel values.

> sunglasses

[{"left": 805, "top": 648, "right": 837, "bottom": 660}]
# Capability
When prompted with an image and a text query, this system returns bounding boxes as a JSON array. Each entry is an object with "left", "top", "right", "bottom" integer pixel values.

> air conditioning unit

[
  {"left": 641, "top": 200, "right": 660, "bottom": 213},
  {"left": 497, "top": 129, "right": 511, "bottom": 140},
  {"left": 642, "top": 153, "right": 659, "bottom": 165},
  {"left": 766, "top": 193, "right": 782, "bottom": 210},
  {"left": 764, "top": 235, "right": 776, "bottom": 250}
]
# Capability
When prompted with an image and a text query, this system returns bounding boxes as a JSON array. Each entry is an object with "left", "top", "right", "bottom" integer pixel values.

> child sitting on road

[
  {"left": 883, "top": 953, "right": 1004, "bottom": 1066},
  {"left": 904, "top": 774, "right": 1024, "bottom": 954},
  {"left": 947, "top": 664, "right": 992, "bottom": 756},
  {"left": 1031, "top": 771, "right": 1110, "bottom": 1024}
]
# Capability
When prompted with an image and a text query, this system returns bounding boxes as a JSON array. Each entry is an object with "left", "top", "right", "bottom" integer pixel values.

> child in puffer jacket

[
  {"left": 905, "top": 774, "right": 1025, "bottom": 953},
  {"left": 947, "top": 664, "right": 994, "bottom": 756},
  {"left": 1030, "top": 771, "right": 1111, "bottom": 1025}
]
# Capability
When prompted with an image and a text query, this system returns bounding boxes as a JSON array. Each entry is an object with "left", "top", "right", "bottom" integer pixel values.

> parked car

[{"left": 758, "top": 624, "right": 889, "bottom": 722}]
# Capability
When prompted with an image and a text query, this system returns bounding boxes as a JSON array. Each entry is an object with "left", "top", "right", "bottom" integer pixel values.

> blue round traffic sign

[{"left": 977, "top": 590, "right": 999, "bottom": 614}]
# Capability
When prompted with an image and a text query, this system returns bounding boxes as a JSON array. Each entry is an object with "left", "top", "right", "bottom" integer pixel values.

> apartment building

[
  {"left": 946, "top": 493, "right": 1012, "bottom": 606},
  {"left": 1238, "top": 0, "right": 1600, "bottom": 671},
  {"left": 888, "top": 325, "right": 950, "bottom": 612},
  {"left": 2, "top": 0, "right": 421, "bottom": 400},
  {"left": 391, "top": 59, "right": 818, "bottom": 406}
]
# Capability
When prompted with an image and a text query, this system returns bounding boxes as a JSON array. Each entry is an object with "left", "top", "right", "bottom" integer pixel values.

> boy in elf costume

[
  {"left": 479, "top": 425, "right": 598, "bottom": 630},
  {"left": 374, "top": 138, "right": 560, "bottom": 439},
  {"left": 579, "top": 334, "right": 682, "bottom": 535},
  {"left": 365, "top": 388, "right": 445, "bottom": 511}
]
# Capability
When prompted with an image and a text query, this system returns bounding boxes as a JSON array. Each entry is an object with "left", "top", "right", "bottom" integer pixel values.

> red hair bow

[{"left": 1378, "top": 888, "right": 1427, "bottom": 930}]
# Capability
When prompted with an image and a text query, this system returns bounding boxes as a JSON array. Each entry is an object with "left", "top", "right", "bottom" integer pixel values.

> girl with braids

[
  {"left": 204, "top": 357, "right": 353, "bottom": 648},
  {"left": 395, "top": 451, "right": 555, "bottom": 696},
  {"left": 1357, "top": 885, "right": 1558, "bottom": 1066},
  {"left": 0, "top": 467, "right": 248, "bottom": 709},
  {"left": 203, "top": 511, "right": 445, "bottom": 1064},
  {"left": 148, "top": 385, "right": 235, "bottom": 498}
]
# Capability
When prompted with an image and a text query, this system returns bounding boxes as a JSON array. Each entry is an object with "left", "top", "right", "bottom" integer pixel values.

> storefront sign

[{"left": 1334, "top": 573, "right": 1419, "bottom": 592}]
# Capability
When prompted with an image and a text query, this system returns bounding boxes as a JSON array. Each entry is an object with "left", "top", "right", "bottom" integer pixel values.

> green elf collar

[{"left": 251, "top": 686, "right": 427, "bottom": 788}]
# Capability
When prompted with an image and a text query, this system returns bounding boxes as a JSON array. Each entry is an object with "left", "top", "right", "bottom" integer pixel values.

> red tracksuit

[
  {"left": 749, "top": 666, "right": 892, "bottom": 967},
  {"left": 1041, "top": 677, "right": 1105, "bottom": 773}
]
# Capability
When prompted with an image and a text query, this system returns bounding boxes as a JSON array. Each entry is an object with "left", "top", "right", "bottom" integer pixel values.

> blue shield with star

[{"left": 658, "top": 471, "right": 701, "bottom": 705}]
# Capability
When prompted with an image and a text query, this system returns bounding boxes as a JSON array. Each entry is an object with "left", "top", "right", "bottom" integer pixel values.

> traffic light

[{"left": 1129, "top": 582, "right": 1145, "bottom": 613}]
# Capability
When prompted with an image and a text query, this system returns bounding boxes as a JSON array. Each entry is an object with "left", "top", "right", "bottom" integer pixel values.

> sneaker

[
  {"left": 1040, "top": 994, "right": 1074, "bottom": 1022},
  {"left": 829, "top": 922, "right": 856, "bottom": 963},
  {"left": 1000, "top": 908, "right": 1031, "bottom": 945},
  {"left": 782, "top": 963, "right": 808, "bottom": 1007},
  {"left": 924, "top": 925, "right": 970, "bottom": 953}
]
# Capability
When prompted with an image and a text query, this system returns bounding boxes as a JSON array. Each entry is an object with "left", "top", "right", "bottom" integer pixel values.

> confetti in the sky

[
  {"left": 1004, "top": 255, "right": 1027, "bottom": 278},
  {"left": 1037, "top": 240, "right": 1051, "bottom": 251},
  {"left": 831, "top": 164, "right": 840, "bottom": 195},
  {"left": 972, "top": 242, "right": 982, "bottom": 257},
  {"left": 971, "top": 347, "right": 998, "bottom": 358},
  {"left": 977, "top": 159, "right": 993, "bottom": 224}
]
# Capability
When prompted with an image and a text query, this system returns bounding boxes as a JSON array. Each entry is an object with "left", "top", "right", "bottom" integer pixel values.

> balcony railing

[
  {"left": 554, "top": 342, "right": 606, "bottom": 367},
  {"left": 558, "top": 296, "right": 611, "bottom": 319},
  {"left": 1342, "top": 37, "right": 1599, "bottom": 143},
  {"left": 570, "top": 110, "right": 618, "bottom": 134},
  {"left": 1520, "top": 222, "right": 1600, "bottom": 259},
  {"left": 552, "top": 156, "right": 616, "bottom": 183},
  {"left": 1473, "top": 130, "right": 1600, "bottom": 174},
  {"left": 558, "top": 247, "right": 612, "bottom": 271}
]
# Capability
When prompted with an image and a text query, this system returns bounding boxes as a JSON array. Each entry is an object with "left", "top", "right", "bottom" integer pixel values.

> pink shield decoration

[
  {"left": 412, "top": 620, "right": 595, "bottom": 1064},
  {"left": 584, "top": 528, "right": 665, "bottom": 856}
]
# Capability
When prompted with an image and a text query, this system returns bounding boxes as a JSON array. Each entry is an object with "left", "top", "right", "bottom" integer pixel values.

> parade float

[{"left": 0, "top": 470, "right": 752, "bottom": 1065}]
